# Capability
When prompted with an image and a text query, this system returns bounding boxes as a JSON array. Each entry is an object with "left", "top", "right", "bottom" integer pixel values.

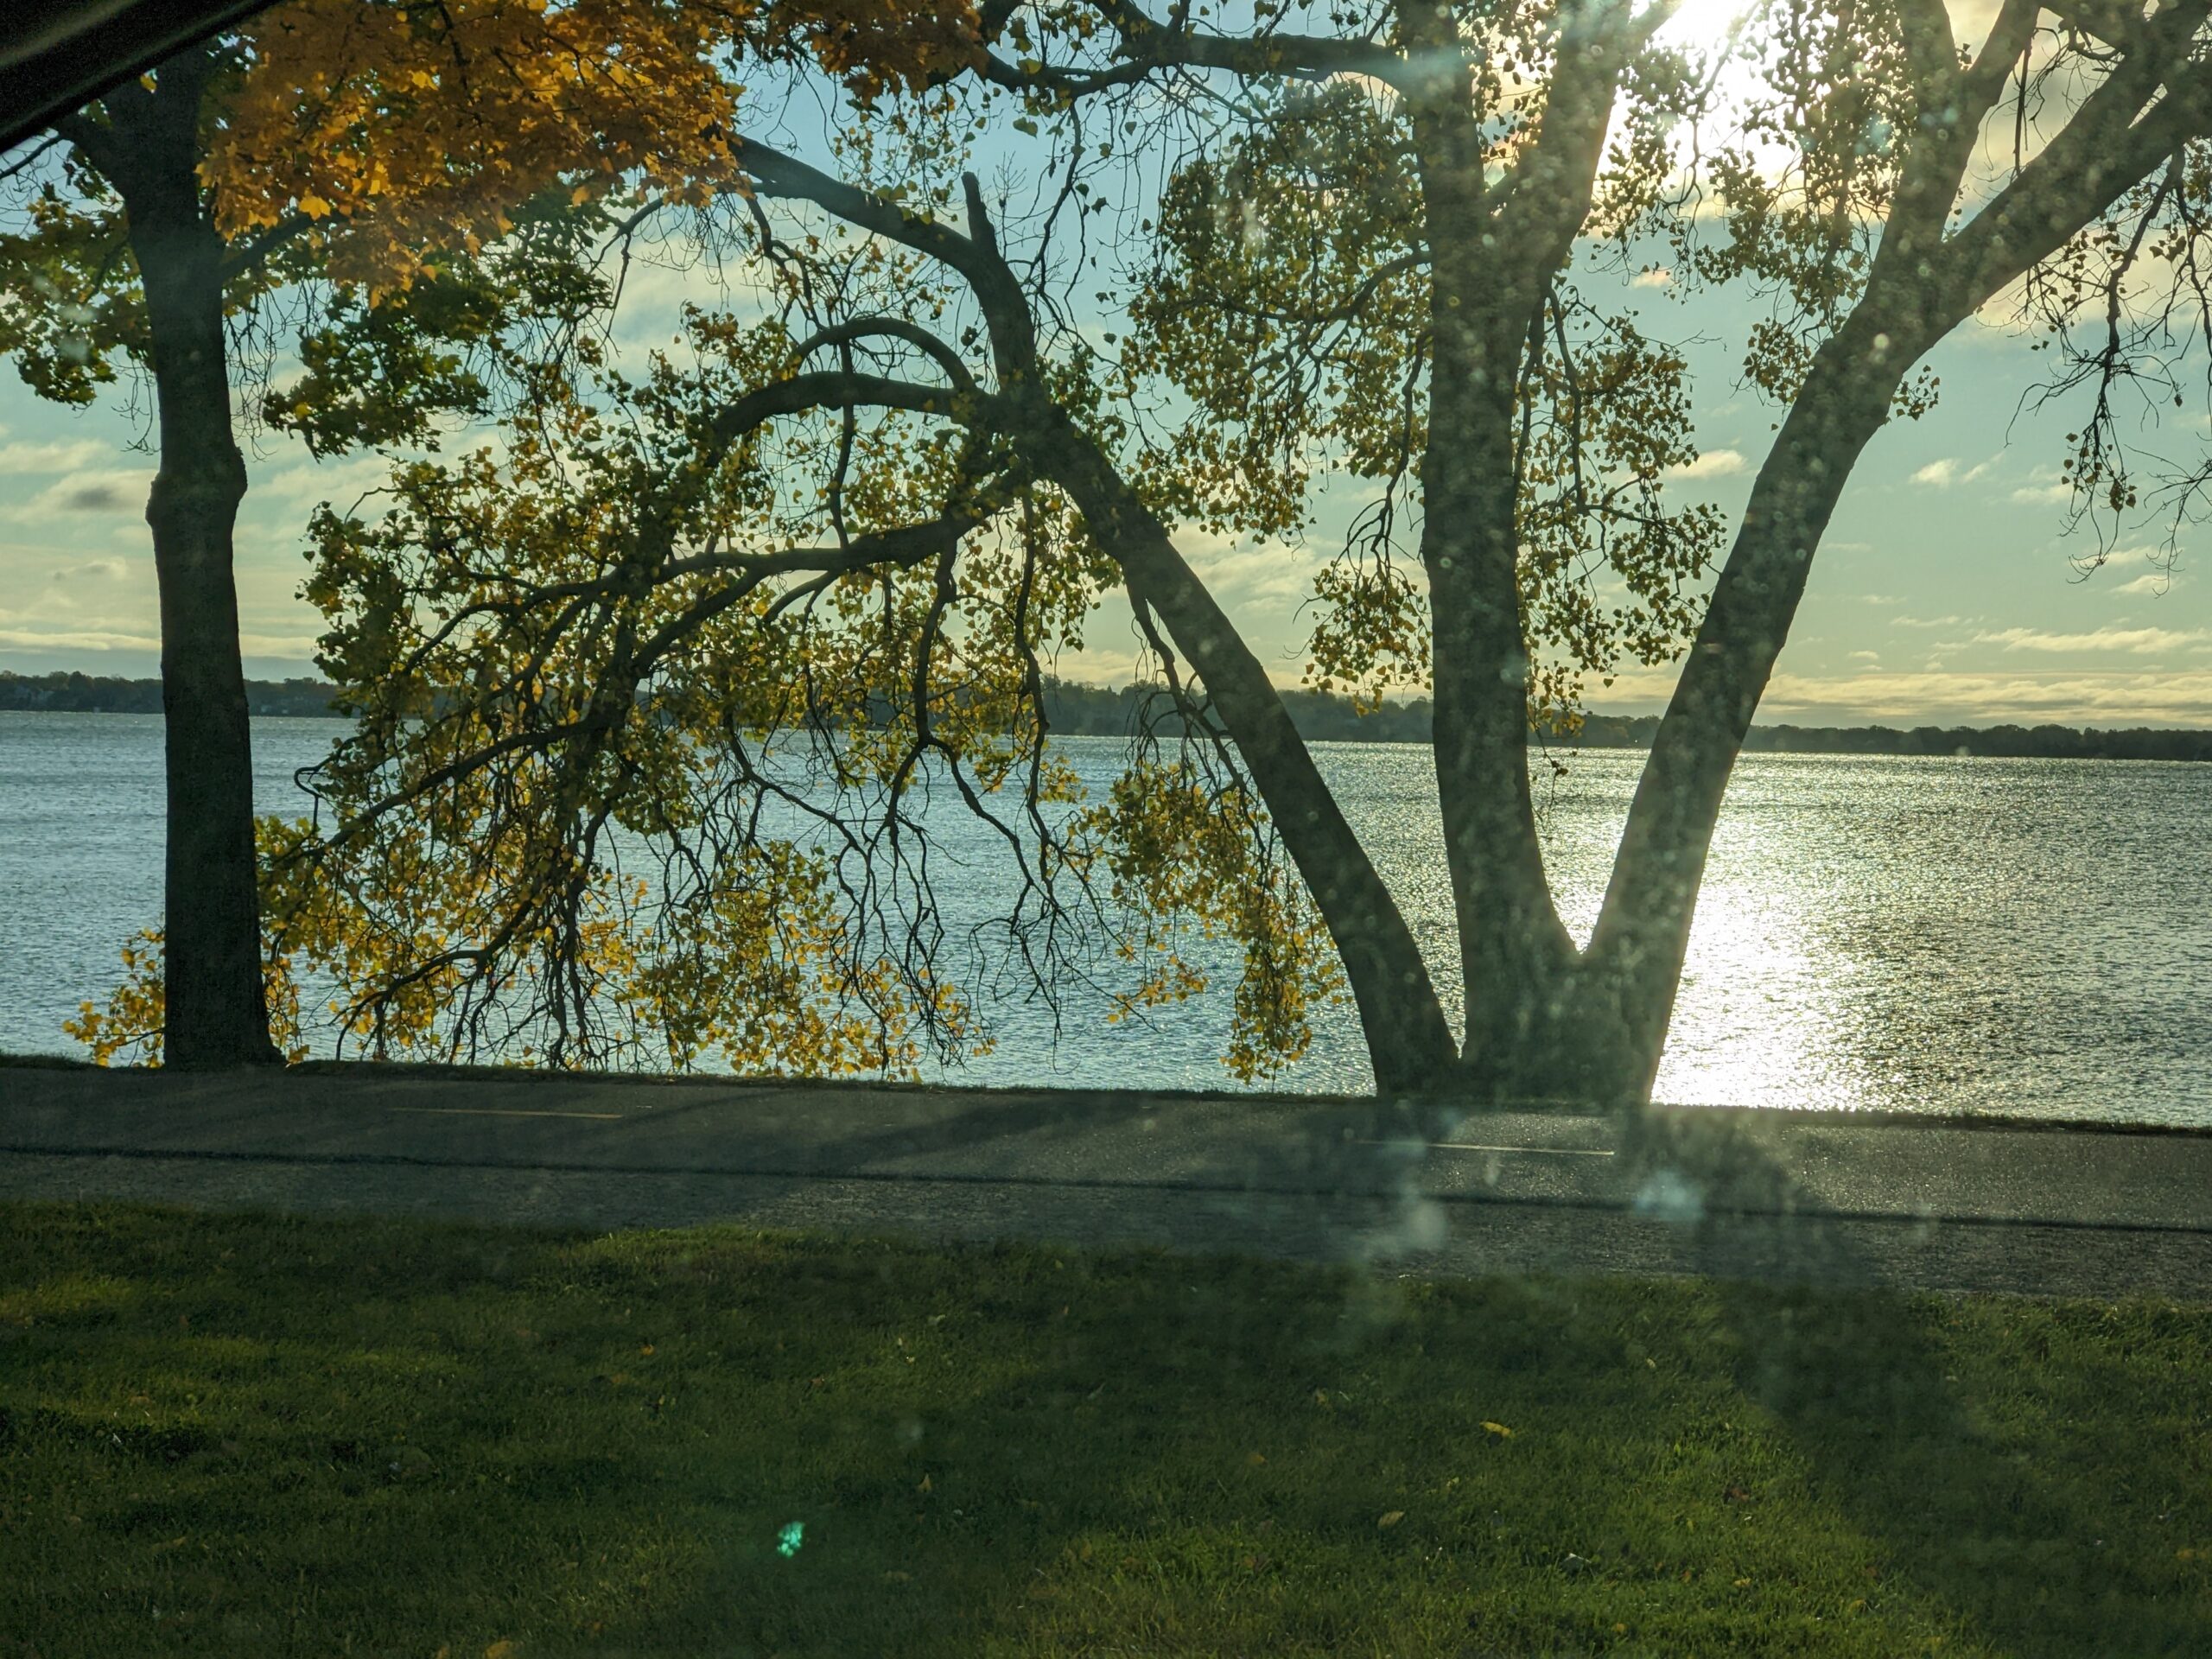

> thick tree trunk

[
  {"left": 1418, "top": 300, "right": 1578, "bottom": 1077},
  {"left": 1407, "top": 74, "right": 1601, "bottom": 1106},
  {"left": 110, "top": 77, "right": 278, "bottom": 1068}
]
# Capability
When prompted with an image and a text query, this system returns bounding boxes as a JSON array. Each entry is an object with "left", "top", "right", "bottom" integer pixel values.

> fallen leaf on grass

[
  {"left": 1246, "top": 1452, "right": 1267, "bottom": 1467},
  {"left": 1377, "top": 1511, "right": 1405, "bottom": 1529},
  {"left": 1480, "top": 1421, "right": 1514, "bottom": 1440},
  {"left": 485, "top": 1643, "right": 517, "bottom": 1659}
]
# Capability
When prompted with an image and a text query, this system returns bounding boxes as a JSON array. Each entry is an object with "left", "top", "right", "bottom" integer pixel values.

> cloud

[
  {"left": 50, "top": 557, "right": 128, "bottom": 582},
  {"left": 1891, "top": 613, "right": 1965, "bottom": 629},
  {"left": 251, "top": 452, "right": 397, "bottom": 510},
  {"left": 0, "top": 625, "right": 161, "bottom": 653},
  {"left": 1630, "top": 267, "right": 1673, "bottom": 289},
  {"left": 1662, "top": 448, "right": 1747, "bottom": 482},
  {"left": 2110, "top": 571, "right": 2178, "bottom": 596},
  {"left": 0, "top": 438, "right": 114, "bottom": 474},
  {"left": 1974, "top": 624, "right": 2208, "bottom": 654},
  {"left": 1181, "top": 531, "right": 1319, "bottom": 607},
  {"left": 1755, "top": 668, "right": 2212, "bottom": 726},
  {"left": 57, "top": 480, "right": 130, "bottom": 512},
  {"left": 2010, "top": 481, "right": 2075, "bottom": 505},
  {"left": 1848, "top": 650, "right": 1880, "bottom": 663},
  {"left": 1910, "top": 456, "right": 1994, "bottom": 487},
  {"left": 0, "top": 469, "right": 153, "bottom": 522}
]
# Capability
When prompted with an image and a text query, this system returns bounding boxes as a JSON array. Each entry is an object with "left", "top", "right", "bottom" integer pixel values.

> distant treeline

[
  {"left": 10, "top": 670, "right": 2212, "bottom": 760},
  {"left": 1040, "top": 679, "right": 2212, "bottom": 761},
  {"left": 0, "top": 671, "right": 340, "bottom": 717}
]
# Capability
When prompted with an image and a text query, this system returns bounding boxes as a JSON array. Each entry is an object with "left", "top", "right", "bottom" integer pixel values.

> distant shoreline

[{"left": 8, "top": 669, "right": 2212, "bottom": 761}]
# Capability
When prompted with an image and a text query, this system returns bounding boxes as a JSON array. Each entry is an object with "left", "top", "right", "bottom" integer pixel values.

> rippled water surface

[{"left": 3, "top": 713, "right": 2207, "bottom": 1122}]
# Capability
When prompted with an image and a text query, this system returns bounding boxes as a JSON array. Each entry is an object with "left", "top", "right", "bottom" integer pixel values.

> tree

[
  {"left": 2, "top": 0, "right": 975, "bottom": 1065},
  {"left": 90, "top": 0, "right": 2212, "bottom": 1102},
  {"left": 878, "top": 0, "right": 2212, "bottom": 1101}
]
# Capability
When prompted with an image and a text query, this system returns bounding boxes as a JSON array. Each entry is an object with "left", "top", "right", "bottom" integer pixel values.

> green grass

[{"left": 1, "top": 1205, "right": 2208, "bottom": 1657}]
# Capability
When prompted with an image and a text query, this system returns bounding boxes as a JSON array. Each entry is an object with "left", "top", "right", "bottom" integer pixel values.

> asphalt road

[{"left": 3, "top": 1061, "right": 2209, "bottom": 1298}]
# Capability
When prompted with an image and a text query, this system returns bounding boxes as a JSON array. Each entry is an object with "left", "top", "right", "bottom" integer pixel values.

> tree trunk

[
  {"left": 1398, "top": 26, "right": 1640, "bottom": 1101},
  {"left": 110, "top": 75, "right": 278, "bottom": 1068},
  {"left": 1417, "top": 289, "right": 1578, "bottom": 1081}
]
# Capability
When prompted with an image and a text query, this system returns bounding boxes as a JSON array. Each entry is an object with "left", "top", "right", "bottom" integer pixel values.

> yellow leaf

[
  {"left": 917, "top": 1475, "right": 931, "bottom": 1493},
  {"left": 298, "top": 194, "right": 332, "bottom": 219},
  {"left": 1246, "top": 1452, "right": 1266, "bottom": 1466},
  {"left": 485, "top": 1642, "right": 516, "bottom": 1659},
  {"left": 1376, "top": 1510, "right": 1404, "bottom": 1529},
  {"left": 1481, "top": 1421, "right": 1515, "bottom": 1440}
]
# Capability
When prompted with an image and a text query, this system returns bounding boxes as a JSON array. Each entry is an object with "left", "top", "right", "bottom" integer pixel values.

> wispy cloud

[
  {"left": 1910, "top": 455, "right": 1995, "bottom": 487},
  {"left": 50, "top": 557, "right": 128, "bottom": 582},
  {"left": 1580, "top": 662, "right": 2212, "bottom": 724},
  {"left": 1756, "top": 669, "right": 2212, "bottom": 725},
  {"left": 2010, "top": 481, "right": 2075, "bottom": 505},
  {"left": 0, "top": 625, "right": 161, "bottom": 653},
  {"left": 1974, "top": 624, "right": 2208, "bottom": 654},
  {"left": 1663, "top": 448, "right": 1747, "bottom": 482},
  {"left": 1630, "top": 267, "right": 1674, "bottom": 289},
  {"left": 1183, "top": 532, "right": 1319, "bottom": 607},
  {"left": 0, "top": 438, "right": 115, "bottom": 474},
  {"left": 1891, "top": 613, "right": 1966, "bottom": 629},
  {"left": 2111, "top": 570, "right": 2179, "bottom": 596},
  {"left": 251, "top": 452, "right": 397, "bottom": 510}
]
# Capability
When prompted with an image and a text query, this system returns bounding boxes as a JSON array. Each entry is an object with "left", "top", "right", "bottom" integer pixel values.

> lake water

[{"left": 3, "top": 711, "right": 2208, "bottom": 1124}]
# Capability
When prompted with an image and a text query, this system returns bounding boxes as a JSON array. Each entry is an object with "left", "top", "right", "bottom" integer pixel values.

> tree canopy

[{"left": 3, "top": 0, "right": 982, "bottom": 1065}]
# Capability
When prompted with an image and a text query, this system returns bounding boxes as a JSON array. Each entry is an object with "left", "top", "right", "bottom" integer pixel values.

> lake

[{"left": 3, "top": 711, "right": 2207, "bottom": 1124}]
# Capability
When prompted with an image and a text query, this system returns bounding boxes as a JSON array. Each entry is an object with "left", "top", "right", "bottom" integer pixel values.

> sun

[{"left": 1652, "top": 0, "right": 1758, "bottom": 56}]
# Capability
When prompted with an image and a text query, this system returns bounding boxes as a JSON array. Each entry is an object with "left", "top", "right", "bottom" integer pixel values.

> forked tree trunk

[{"left": 107, "top": 73, "right": 279, "bottom": 1068}]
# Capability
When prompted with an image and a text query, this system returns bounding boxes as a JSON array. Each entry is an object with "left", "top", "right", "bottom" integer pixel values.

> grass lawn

[{"left": 0, "top": 1204, "right": 2208, "bottom": 1656}]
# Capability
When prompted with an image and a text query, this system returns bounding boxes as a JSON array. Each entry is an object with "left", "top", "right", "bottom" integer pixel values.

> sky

[{"left": 3, "top": 3, "right": 2209, "bottom": 728}]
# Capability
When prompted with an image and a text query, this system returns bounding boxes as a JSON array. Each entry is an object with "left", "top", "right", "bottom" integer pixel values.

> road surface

[{"left": 3, "top": 1061, "right": 2208, "bottom": 1298}]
